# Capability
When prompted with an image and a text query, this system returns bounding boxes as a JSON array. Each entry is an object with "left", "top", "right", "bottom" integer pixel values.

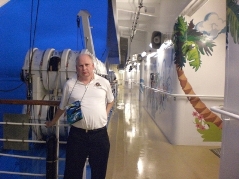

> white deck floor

[{"left": 106, "top": 84, "right": 220, "bottom": 179}]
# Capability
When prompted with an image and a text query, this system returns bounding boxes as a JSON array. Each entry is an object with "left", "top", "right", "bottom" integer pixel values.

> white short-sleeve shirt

[{"left": 59, "top": 73, "right": 114, "bottom": 129}]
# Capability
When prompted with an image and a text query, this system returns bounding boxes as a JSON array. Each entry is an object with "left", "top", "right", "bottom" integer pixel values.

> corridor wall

[{"left": 140, "top": 0, "right": 226, "bottom": 146}]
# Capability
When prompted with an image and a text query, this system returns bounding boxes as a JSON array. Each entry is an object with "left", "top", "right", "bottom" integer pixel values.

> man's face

[{"left": 76, "top": 54, "right": 94, "bottom": 78}]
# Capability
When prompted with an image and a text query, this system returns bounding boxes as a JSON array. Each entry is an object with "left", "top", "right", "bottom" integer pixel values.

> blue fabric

[{"left": 66, "top": 101, "right": 83, "bottom": 124}]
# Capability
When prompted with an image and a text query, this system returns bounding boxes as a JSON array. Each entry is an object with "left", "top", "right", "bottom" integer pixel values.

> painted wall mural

[
  {"left": 173, "top": 14, "right": 225, "bottom": 141},
  {"left": 138, "top": 1, "right": 226, "bottom": 145},
  {"left": 144, "top": 47, "right": 174, "bottom": 119},
  {"left": 193, "top": 111, "right": 222, "bottom": 141}
]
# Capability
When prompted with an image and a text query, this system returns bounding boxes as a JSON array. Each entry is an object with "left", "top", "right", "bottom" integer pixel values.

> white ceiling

[{"left": 112, "top": 0, "right": 192, "bottom": 63}]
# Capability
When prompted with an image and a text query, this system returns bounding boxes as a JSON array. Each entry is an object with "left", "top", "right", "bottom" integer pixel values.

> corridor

[{"left": 106, "top": 83, "right": 220, "bottom": 179}]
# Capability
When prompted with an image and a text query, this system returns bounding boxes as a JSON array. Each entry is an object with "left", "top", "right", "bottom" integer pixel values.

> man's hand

[{"left": 45, "top": 121, "right": 55, "bottom": 128}]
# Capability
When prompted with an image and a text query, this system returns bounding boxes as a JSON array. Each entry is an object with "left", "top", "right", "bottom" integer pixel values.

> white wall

[{"left": 140, "top": 0, "right": 226, "bottom": 146}]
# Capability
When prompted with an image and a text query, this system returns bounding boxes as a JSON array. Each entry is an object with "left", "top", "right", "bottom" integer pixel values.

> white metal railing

[
  {"left": 0, "top": 138, "right": 45, "bottom": 143},
  {"left": 132, "top": 81, "right": 224, "bottom": 99},
  {"left": 211, "top": 106, "right": 239, "bottom": 120},
  {"left": 0, "top": 86, "right": 117, "bottom": 178},
  {"left": 0, "top": 112, "right": 115, "bottom": 178},
  {"left": 0, "top": 121, "right": 67, "bottom": 178}
]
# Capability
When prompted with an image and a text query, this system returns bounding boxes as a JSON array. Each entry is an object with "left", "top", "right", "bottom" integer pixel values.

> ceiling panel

[{"left": 110, "top": 0, "right": 192, "bottom": 65}]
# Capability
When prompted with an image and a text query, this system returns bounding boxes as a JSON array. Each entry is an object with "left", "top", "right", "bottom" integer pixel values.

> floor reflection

[{"left": 106, "top": 84, "right": 220, "bottom": 179}]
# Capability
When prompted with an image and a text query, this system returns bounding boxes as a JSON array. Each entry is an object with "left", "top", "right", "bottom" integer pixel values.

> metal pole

[
  {"left": 139, "top": 59, "right": 145, "bottom": 101},
  {"left": 46, "top": 134, "right": 57, "bottom": 179}
]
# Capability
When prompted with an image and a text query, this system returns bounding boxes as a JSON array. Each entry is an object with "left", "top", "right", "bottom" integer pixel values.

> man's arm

[
  {"left": 45, "top": 108, "right": 65, "bottom": 127},
  {"left": 106, "top": 100, "right": 114, "bottom": 116}
]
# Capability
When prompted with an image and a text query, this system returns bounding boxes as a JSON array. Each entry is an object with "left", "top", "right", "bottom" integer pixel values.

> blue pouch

[{"left": 66, "top": 101, "right": 83, "bottom": 124}]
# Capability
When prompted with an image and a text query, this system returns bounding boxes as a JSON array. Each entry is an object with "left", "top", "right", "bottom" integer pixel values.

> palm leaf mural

[
  {"left": 174, "top": 17, "right": 216, "bottom": 71},
  {"left": 173, "top": 16, "right": 222, "bottom": 141},
  {"left": 227, "top": 0, "right": 239, "bottom": 43}
]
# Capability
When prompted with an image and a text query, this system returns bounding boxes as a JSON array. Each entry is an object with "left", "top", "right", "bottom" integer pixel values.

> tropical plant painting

[
  {"left": 145, "top": 52, "right": 173, "bottom": 119},
  {"left": 173, "top": 14, "right": 226, "bottom": 141},
  {"left": 193, "top": 111, "right": 222, "bottom": 141},
  {"left": 227, "top": 0, "right": 239, "bottom": 44}
]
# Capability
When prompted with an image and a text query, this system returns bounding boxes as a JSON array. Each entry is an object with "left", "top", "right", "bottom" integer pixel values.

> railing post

[
  {"left": 56, "top": 120, "right": 60, "bottom": 177},
  {"left": 46, "top": 134, "right": 57, "bottom": 179}
]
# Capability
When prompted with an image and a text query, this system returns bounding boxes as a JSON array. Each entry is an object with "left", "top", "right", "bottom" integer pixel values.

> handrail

[
  {"left": 0, "top": 99, "right": 62, "bottom": 178},
  {"left": 210, "top": 106, "right": 239, "bottom": 120},
  {"left": 0, "top": 99, "right": 60, "bottom": 106},
  {"left": 132, "top": 81, "right": 224, "bottom": 99},
  {"left": 0, "top": 91, "right": 116, "bottom": 178},
  {"left": 0, "top": 139, "right": 45, "bottom": 143}
]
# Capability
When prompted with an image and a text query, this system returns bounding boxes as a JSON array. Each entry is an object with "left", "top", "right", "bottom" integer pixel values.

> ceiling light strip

[{"left": 181, "top": 0, "right": 208, "bottom": 17}]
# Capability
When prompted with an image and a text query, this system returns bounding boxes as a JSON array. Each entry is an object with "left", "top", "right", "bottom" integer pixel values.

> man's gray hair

[{"left": 75, "top": 53, "right": 94, "bottom": 63}]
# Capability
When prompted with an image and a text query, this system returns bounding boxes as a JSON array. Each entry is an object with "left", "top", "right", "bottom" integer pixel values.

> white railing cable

[
  {"left": 0, "top": 138, "right": 45, "bottom": 143},
  {"left": 0, "top": 153, "right": 45, "bottom": 160},
  {"left": 58, "top": 157, "right": 66, "bottom": 161},
  {"left": 59, "top": 141, "right": 67, "bottom": 144},
  {"left": 0, "top": 121, "right": 69, "bottom": 126},
  {"left": 211, "top": 106, "right": 239, "bottom": 120},
  {"left": 0, "top": 122, "right": 43, "bottom": 126},
  {"left": 0, "top": 171, "right": 45, "bottom": 177}
]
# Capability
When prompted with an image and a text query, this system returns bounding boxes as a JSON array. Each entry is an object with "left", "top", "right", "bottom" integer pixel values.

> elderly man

[{"left": 46, "top": 53, "right": 114, "bottom": 179}]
